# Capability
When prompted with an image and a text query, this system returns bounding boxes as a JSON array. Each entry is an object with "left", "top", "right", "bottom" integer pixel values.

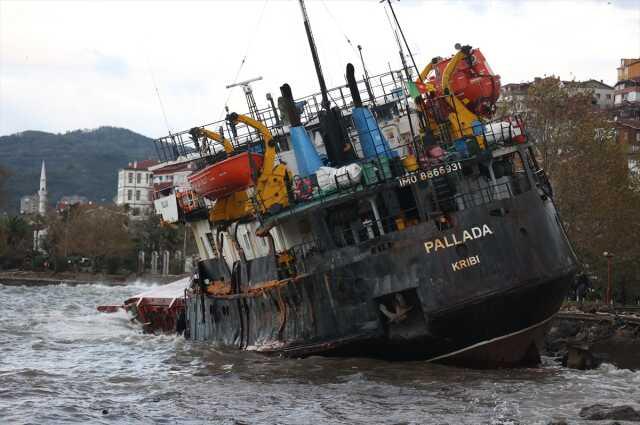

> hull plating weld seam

[{"left": 425, "top": 313, "right": 556, "bottom": 363}]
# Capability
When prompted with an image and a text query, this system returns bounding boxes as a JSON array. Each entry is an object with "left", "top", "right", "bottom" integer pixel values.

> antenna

[
  {"left": 384, "top": 0, "right": 421, "bottom": 81},
  {"left": 357, "top": 45, "right": 376, "bottom": 106},
  {"left": 226, "top": 76, "right": 263, "bottom": 89},
  {"left": 383, "top": 5, "right": 417, "bottom": 141},
  {"left": 226, "top": 76, "right": 263, "bottom": 119},
  {"left": 146, "top": 56, "right": 173, "bottom": 135}
]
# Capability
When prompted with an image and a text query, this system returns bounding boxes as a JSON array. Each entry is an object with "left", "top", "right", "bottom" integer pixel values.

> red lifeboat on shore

[{"left": 188, "top": 151, "right": 264, "bottom": 201}]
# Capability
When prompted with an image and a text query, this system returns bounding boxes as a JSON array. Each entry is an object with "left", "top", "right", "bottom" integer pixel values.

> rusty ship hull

[{"left": 184, "top": 188, "right": 576, "bottom": 367}]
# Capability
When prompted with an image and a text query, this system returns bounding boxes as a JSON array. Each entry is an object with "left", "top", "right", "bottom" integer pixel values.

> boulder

[
  {"left": 579, "top": 403, "right": 640, "bottom": 421},
  {"left": 565, "top": 345, "right": 601, "bottom": 370}
]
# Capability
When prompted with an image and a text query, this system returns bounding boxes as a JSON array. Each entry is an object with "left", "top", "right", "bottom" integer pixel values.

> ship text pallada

[{"left": 424, "top": 224, "right": 494, "bottom": 254}]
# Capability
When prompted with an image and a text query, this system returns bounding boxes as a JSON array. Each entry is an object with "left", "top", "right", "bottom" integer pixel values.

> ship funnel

[
  {"left": 346, "top": 63, "right": 362, "bottom": 107},
  {"left": 281, "top": 83, "right": 323, "bottom": 177},
  {"left": 279, "top": 83, "right": 302, "bottom": 127}
]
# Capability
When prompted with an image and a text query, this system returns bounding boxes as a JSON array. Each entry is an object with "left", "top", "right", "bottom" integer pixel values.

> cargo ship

[{"left": 129, "top": 1, "right": 576, "bottom": 367}]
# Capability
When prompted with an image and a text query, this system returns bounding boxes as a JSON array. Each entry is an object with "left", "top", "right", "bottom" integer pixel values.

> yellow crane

[
  {"left": 226, "top": 112, "right": 292, "bottom": 216},
  {"left": 188, "top": 127, "right": 234, "bottom": 154},
  {"left": 188, "top": 114, "right": 291, "bottom": 225},
  {"left": 188, "top": 126, "right": 251, "bottom": 223}
]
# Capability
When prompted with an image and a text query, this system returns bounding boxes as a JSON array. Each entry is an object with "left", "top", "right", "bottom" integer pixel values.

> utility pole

[{"left": 603, "top": 251, "right": 614, "bottom": 304}]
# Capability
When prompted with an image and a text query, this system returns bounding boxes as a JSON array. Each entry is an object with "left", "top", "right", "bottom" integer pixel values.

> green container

[
  {"left": 363, "top": 157, "right": 394, "bottom": 185},
  {"left": 378, "top": 156, "right": 392, "bottom": 180},
  {"left": 362, "top": 162, "right": 379, "bottom": 185}
]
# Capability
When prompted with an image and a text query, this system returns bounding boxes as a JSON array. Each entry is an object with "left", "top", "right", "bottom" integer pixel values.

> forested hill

[{"left": 0, "top": 127, "right": 157, "bottom": 214}]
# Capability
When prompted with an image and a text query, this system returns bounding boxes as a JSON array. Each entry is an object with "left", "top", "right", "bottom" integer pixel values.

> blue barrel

[
  {"left": 352, "top": 107, "right": 396, "bottom": 159},
  {"left": 290, "top": 126, "right": 323, "bottom": 177}
]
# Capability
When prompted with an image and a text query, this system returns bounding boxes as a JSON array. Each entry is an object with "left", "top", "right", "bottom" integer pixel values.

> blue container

[
  {"left": 290, "top": 126, "right": 323, "bottom": 177},
  {"left": 471, "top": 120, "right": 484, "bottom": 136},
  {"left": 454, "top": 138, "right": 469, "bottom": 157},
  {"left": 352, "top": 107, "right": 397, "bottom": 159}
]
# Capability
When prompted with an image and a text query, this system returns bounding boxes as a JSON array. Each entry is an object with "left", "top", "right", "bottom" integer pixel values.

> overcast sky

[{"left": 1, "top": 0, "right": 638, "bottom": 138}]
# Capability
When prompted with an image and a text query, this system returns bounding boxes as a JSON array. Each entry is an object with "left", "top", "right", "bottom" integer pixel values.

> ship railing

[
  {"left": 287, "top": 146, "right": 477, "bottom": 206},
  {"left": 408, "top": 96, "right": 528, "bottom": 150},
  {"left": 282, "top": 176, "right": 530, "bottom": 276},
  {"left": 533, "top": 168, "right": 553, "bottom": 198},
  {"left": 153, "top": 65, "right": 527, "bottom": 169},
  {"left": 296, "top": 69, "right": 414, "bottom": 124},
  {"left": 152, "top": 68, "right": 412, "bottom": 163},
  {"left": 279, "top": 111, "right": 536, "bottom": 219},
  {"left": 176, "top": 189, "right": 209, "bottom": 217}
]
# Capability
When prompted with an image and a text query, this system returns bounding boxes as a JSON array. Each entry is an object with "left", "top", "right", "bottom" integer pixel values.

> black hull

[{"left": 185, "top": 191, "right": 576, "bottom": 367}]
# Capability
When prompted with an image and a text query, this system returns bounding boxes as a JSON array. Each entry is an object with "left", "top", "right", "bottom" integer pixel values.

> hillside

[{"left": 0, "top": 127, "right": 157, "bottom": 213}]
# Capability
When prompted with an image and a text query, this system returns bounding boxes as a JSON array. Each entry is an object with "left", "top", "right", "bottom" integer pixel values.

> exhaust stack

[
  {"left": 280, "top": 83, "right": 323, "bottom": 177},
  {"left": 347, "top": 63, "right": 395, "bottom": 159},
  {"left": 346, "top": 63, "right": 362, "bottom": 107}
]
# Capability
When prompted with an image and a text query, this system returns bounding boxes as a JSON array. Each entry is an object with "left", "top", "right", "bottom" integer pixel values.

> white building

[
  {"left": 499, "top": 82, "right": 532, "bottom": 113},
  {"left": 19, "top": 194, "right": 39, "bottom": 215},
  {"left": 614, "top": 80, "right": 640, "bottom": 106},
  {"left": 148, "top": 161, "right": 197, "bottom": 196},
  {"left": 115, "top": 160, "right": 157, "bottom": 218},
  {"left": 564, "top": 80, "right": 615, "bottom": 109}
]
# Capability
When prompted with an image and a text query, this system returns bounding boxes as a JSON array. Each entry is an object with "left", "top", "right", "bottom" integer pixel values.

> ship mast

[
  {"left": 298, "top": 0, "right": 331, "bottom": 111},
  {"left": 385, "top": 0, "right": 421, "bottom": 81},
  {"left": 297, "top": 0, "right": 356, "bottom": 166}
]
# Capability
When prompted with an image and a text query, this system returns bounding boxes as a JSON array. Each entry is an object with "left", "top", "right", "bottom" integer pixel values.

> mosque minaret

[{"left": 38, "top": 160, "right": 47, "bottom": 215}]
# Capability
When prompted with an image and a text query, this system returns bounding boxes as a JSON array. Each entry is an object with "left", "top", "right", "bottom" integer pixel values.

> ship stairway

[{"left": 431, "top": 175, "right": 456, "bottom": 213}]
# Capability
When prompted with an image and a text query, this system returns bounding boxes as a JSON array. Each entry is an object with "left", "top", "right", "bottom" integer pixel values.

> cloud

[
  {"left": 0, "top": 0, "right": 638, "bottom": 138},
  {"left": 93, "top": 52, "right": 128, "bottom": 78}
]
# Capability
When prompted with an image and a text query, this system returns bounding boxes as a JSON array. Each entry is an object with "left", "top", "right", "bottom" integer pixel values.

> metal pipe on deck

[{"left": 369, "top": 197, "right": 385, "bottom": 236}]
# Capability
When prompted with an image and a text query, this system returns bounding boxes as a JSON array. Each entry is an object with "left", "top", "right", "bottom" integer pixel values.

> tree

[
  {"left": 73, "top": 205, "right": 134, "bottom": 271},
  {"left": 128, "top": 214, "right": 195, "bottom": 272},
  {"left": 524, "top": 77, "right": 640, "bottom": 299},
  {"left": 129, "top": 214, "right": 182, "bottom": 253},
  {"left": 0, "top": 215, "right": 33, "bottom": 269},
  {"left": 45, "top": 204, "right": 134, "bottom": 273},
  {"left": 0, "top": 166, "right": 10, "bottom": 209}
]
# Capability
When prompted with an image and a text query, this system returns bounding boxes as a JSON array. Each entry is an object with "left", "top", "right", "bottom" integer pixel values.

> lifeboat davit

[{"left": 188, "top": 151, "right": 264, "bottom": 200}]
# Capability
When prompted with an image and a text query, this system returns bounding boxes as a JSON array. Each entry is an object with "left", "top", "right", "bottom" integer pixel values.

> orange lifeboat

[
  {"left": 188, "top": 152, "right": 264, "bottom": 201},
  {"left": 426, "top": 48, "right": 501, "bottom": 118}
]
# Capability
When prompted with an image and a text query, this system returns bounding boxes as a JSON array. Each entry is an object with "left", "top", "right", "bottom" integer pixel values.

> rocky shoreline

[
  {"left": 545, "top": 305, "right": 640, "bottom": 371},
  {"left": 0, "top": 270, "right": 188, "bottom": 287}
]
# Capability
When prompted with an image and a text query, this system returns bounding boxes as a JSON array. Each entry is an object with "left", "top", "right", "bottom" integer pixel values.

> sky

[{"left": 0, "top": 0, "right": 639, "bottom": 138}]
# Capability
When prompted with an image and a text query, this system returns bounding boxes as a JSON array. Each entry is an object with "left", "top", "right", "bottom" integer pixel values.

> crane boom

[
  {"left": 226, "top": 112, "right": 291, "bottom": 216},
  {"left": 226, "top": 112, "right": 276, "bottom": 178},
  {"left": 189, "top": 127, "right": 234, "bottom": 154}
]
